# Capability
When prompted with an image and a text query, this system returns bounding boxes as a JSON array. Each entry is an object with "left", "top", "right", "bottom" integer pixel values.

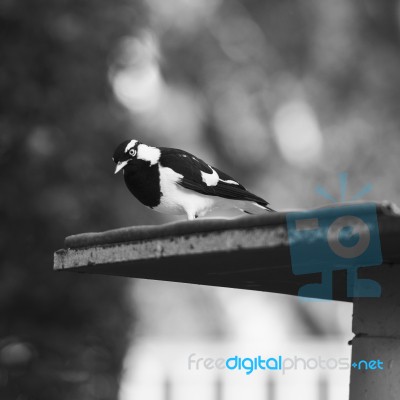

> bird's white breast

[{"left": 154, "top": 166, "right": 218, "bottom": 218}]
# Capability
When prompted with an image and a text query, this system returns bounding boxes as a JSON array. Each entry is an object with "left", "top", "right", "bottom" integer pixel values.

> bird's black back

[{"left": 159, "top": 147, "right": 270, "bottom": 207}]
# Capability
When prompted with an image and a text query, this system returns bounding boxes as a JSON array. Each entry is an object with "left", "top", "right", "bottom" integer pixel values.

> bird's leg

[{"left": 186, "top": 212, "right": 198, "bottom": 221}]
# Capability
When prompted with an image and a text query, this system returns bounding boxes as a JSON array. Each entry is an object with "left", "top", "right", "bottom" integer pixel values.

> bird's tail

[{"left": 240, "top": 201, "right": 276, "bottom": 214}]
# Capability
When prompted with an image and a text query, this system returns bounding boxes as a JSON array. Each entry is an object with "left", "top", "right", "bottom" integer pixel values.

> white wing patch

[
  {"left": 201, "top": 165, "right": 239, "bottom": 187},
  {"left": 137, "top": 144, "right": 161, "bottom": 166},
  {"left": 125, "top": 139, "right": 138, "bottom": 153},
  {"left": 201, "top": 167, "right": 219, "bottom": 186},
  {"left": 220, "top": 178, "right": 239, "bottom": 185}
]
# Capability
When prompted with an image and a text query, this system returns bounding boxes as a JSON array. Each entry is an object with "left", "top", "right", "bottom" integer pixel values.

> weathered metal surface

[{"left": 54, "top": 203, "right": 400, "bottom": 301}]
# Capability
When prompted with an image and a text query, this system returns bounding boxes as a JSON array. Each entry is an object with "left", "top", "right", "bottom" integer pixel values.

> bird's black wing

[{"left": 159, "top": 148, "right": 270, "bottom": 207}]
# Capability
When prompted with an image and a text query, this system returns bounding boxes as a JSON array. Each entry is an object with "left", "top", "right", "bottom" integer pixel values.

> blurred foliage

[
  {"left": 115, "top": 0, "right": 400, "bottom": 212},
  {"left": 0, "top": 0, "right": 144, "bottom": 399}
]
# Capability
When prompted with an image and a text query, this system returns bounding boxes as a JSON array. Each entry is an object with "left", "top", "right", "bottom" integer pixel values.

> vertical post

[
  {"left": 350, "top": 264, "right": 400, "bottom": 400},
  {"left": 318, "top": 375, "right": 329, "bottom": 400},
  {"left": 214, "top": 376, "right": 223, "bottom": 400},
  {"left": 266, "top": 377, "right": 276, "bottom": 400},
  {"left": 163, "top": 375, "right": 172, "bottom": 400}
]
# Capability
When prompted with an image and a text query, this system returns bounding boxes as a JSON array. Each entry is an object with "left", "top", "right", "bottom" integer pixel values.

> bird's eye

[{"left": 129, "top": 149, "right": 136, "bottom": 157}]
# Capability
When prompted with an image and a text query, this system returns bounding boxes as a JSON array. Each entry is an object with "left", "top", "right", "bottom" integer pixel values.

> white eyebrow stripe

[{"left": 125, "top": 140, "right": 138, "bottom": 153}]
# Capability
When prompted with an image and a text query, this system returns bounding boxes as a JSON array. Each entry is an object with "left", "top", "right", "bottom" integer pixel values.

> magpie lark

[{"left": 113, "top": 140, "right": 274, "bottom": 220}]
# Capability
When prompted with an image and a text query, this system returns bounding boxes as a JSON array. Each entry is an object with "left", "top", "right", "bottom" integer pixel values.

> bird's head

[{"left": 113, "top": 139, "right": 161, "bottom": 174}]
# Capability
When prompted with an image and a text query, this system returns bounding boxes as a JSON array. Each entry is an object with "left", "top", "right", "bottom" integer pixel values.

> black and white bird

[{"left": 113, "top": 140, "right": 274, "bottom": 220}]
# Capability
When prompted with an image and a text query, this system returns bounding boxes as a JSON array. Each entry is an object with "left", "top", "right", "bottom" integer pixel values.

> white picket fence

[{"left": 119, "top": 339, "right": 351, "bottom": 400}]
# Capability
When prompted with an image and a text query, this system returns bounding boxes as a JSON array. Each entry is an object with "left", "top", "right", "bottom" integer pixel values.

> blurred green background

[{"left": 1, "top": 0, "right": 400, "bottom": 399}]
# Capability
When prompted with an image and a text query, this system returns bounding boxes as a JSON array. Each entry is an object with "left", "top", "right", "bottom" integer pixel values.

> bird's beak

[{"left": 114, "top": 160, "right": 128, "bottom": 174}]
